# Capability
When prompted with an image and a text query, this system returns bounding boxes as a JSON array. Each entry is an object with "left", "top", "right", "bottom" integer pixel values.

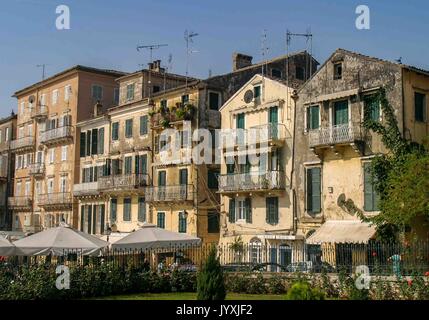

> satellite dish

[
  {"left": 28, "top": 95, "right": 35, "bottom": 104},
  {"left": 243, "top": 90, "right": 254, "bottom": 104}
]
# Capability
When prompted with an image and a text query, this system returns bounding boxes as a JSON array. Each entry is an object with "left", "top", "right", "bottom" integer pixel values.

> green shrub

[
  {"left": 267, "top": 274, "right": 287, "bottom": 294},
  {"left": 197, "top": 247, "right": 226, "bottom": 300},
  {"left": 285, "top": 281, "right": 325, "bottom": 300}
]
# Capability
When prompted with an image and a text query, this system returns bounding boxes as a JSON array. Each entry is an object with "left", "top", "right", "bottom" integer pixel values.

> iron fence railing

[
  {"left": 98, "top": 174, "right": 149, "bottom": 191},
  {"left": 218, "top": 171, "right": 286, "bottom": 192},
  {"left": 73, "top": 182, "right": 99, "bottom": 196},
  {"left": 145, "top": 185, "right": 194, "bottom": 202},
  {"left": 10, "top": 137, "right": 35, "bottom": 151},
  {"left": 28, "top": 162, "right": 45, "bottom": 176},
  {"left": 8, "top": 196, "right": 32, "bottom": 208},
  {"left": 40, "top": 126, "right": 73, "bottom": 144},
  {"left": 308, "top": 123, "right": 363, "bottom": 147},
  {"left": 38, "top": 192, "right": 73, "bottom": 206}
]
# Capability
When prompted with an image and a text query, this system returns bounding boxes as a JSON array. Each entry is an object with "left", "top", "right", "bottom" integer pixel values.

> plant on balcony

[
  {"left": 160, "top": 118, "right": 170, "bottom": 128},
  {"left": 148, "top": 110, "right": 156, "bottom": 117},
  {"left": 175, "top": 103, "right": 196, "bottom": 121},
  {"left": 260, "top": 177, "right": 270, "bottom": 189}
]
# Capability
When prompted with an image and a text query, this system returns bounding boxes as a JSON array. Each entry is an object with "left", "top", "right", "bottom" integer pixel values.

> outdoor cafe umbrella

[
  {"left": 111, "top": 222, "right": 201, "bottom": 250},
  {"left": 13, "top": 223, "right": 108, "bottom": 256},
  {"left": 0, "top": 236, "right": 15, "bottom": 256}
]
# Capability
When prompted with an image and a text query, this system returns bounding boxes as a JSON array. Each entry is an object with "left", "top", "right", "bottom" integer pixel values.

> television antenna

[
  {"left": 37, "top": 64, "right": 48, "bottom": 81},
  {"left": 136, "top": 43, "right": 168, "bottom": 99},
  {"left": 184, "top": 30, "right": 199, "bottom": 90},
  {"left": 261, "top": 29, "right": 269, "bottom": 78}
]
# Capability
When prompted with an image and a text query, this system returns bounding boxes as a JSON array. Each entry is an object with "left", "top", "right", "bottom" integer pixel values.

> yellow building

[
  {"left": 293, "top": 49, "right": 429, "bottom": 265},
  {"left": 10, "top": 66, "right": 124, "bottom": 233}
]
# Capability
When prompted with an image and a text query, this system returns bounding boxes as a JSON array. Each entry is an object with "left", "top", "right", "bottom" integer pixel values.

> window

[
  {"left": 178, "top": 212, "right": 187, "bottom": 233},
  {"left": 112, "top": 122, "right": 119, "bottom": 140},
  {"left": 18, "top": 127, "right": 24, "bottom": 139},
  {"left": 126, "top": 84, "right": 135, "bottom": 101},
  {"left": 135, "top": 154, "right": 148, "bottom": 174},
  {"left": 208, "top": 170, "right": 219, "bottom": 189},
  {"left": 296, "top": 67, "right": 305, "bottom": 80},
  {"left": 364, "top": 163, "right": 380, "bottom": 212},
  {"left": 140, "top": 115, "right": 148, "bottom": 135},
  {"left": 306, "top": 167, "right": 321, "bottom": 214},
  {"left": 47, "top": 178, "right": 54, "bottom": 194},
  {"left": 153, "top": 85, "right": 160, "bottom": 93},
  {"left": 25, "top": 181, "right": 31, "bottom": 196},
  {"left": 209, "top": 92, "right": 220, "bottom": 110},
  {"left": 52, "top": 89, "right": 59, "bottom": 105},
  {"left": 110, "top": 199, "right": 117, "bottom": 222},
  {"left": 124, "top": 156, "right": 132, "bottom": 174},
  {"left": 334, "top": 62, "right": 343, "bottom": 80},
  {"left": 91, "top": 129, "right": 98, "bottom": 155},
  {"left": 114, "top": 88, "right": 120, "bottom": 105},
  {"left": 181, "top": 94, "right": 189, "bottom": 104},
  {"left": 266, "top": 197, "right": 279, "bottom": 225},
  {"left": 125, "top": 119, "right": 133, "bottom": 138},
  {"left": 415, "top": 92, "right": 426, "bottom": 122},
  {"left": 61, "top": 146, "right": 68, "bottom": 161},
  {"left": 160, "top": 99, "right": 167, "bottom": 109},
  {"left": 157, "top": 212, "right": 165, "bottom": 228},
  {"left": 86, "top": 130, "right": 91, "bottom": 156},
  {"left": 307, "top": 105, "right": 320, "bottom": 130},
  {"left": 16, "top": 182, "right": 21, "bottom": 196},
  {"left": 254, "top": 86, "right": 261, "bottom": 99},
  {"left": 49, "top": 149, "right": 55, "bottom": 164},
  {"left": 5, "top": 128, "right": 9, "bottom": 141},
  {"left": 123, "top": 198, "right": 131, "bottom": 221},
  {"left": 92, "top": 85, "right": 103, "bottom": 101},
  {"left": 40, "top": 94, "right": 46, "bottom": 106},
  {"left": 250, "top": 238, "right": 262, "bottom": 264},
  {"left": 20, "top": 102, "right": 25, "bottom": 114},
  {"left": 333, "top": 100, "right": 349, "bottom": 125},
  {"left": 60, "top": 176, "right": 67, "bottom": 193},
  {"left": 179, "top": 168, "right": 188, "bottom": 185},
  {"left": 138, "top": 197, "right": 146, "bottom": 222},
  {"left": 236, "top": 198, "right": 251, "bottom": 222},
  {"left": 207, "top": 211, "right": 220, "bottom": 233},
  {"left": 271, "top": 68, "right": 282, "bottom": 78},
  {"left": 64, "top": 85, "right": 72, "bottom": 101},
  {"left": 364, "top": 96, "right": 381, "bottom": 122},
  {"left": 28, "top": 124, "right": 33, "bottom": 137}
]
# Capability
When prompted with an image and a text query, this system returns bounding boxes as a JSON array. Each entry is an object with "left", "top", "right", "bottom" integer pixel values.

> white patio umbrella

[
  {"left": 0, "top": 236, "right": 15, "bottom": 256},
  {"left": 111, "top": 222, "right": 201, "bottom": 250},
  {"left": 13, "top": 223, "right": 108, "bottom": 256}
]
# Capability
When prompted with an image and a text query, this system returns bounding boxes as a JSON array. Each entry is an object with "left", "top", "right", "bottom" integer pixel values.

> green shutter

[
  {"left": 138, "top": 197, "right": 146, "bottom": 222},
  {"left": 135, "top": 155, "right": 140, "bottom": 174},
  {"left": 112, "top": 122, "right": 119, "bottom": 140},
  {"left": 307, "top": 168, "right": 321, "bottom": 213},
  {"left": 140, "top": 115, "right": 148, "bottom": 135},
  {"left": 334, "top": 100, "right": 349, "bottom": 125},
  {"left": 124, "top": 157, "right": 132, "bottom": 174},
  {"left": 91, "top": 129, "right": 98, "bottom": 156},
  {"left": 254, "top": 86, "right": 261, "bottom": 98},
  {"left": 110, "top": 199, "right": 117, "bottom": 222},
  {"left": 98, "top": 128, "right": 104, "bottom": 154},
  {"left": 87, "top": 205, "right": 92, "bottom": 234},
  {"left": 86, "top": 131, "right": 91, "bottom": 156},
  {"left": 308, "top": 106, "right": 320, "bottom": 130},
  {"left": 125, "top": 119, "right": 133, "bottom": 138},
  {"left": 229, "top": 199, "right": 236, "bottom": 223},
  {"left": 123, "top": 198, "right": 131, "bottom": 221},
  {"left": 157, "top": 212, "right": 165, "bottom": 228},
  {"left": 236, "top": 113, "right": 245, "bottom": 129},
  {"left": 207, "top": 212, "right": 220, "bottom": 233},
  {"left": 141, "top": 155, "right": 147, "bottom": 174},
  {"left": 266, "top": 197, "right": 278, "bottom": 225},
  {"left": 245, "top": 198, "right": 252, "bottom": 223},
  {"left": 415, "top": 92, "right": 425, "bottom": 122},
  {"left": 80, "top": 132, "right": 86, "bottom": 157},
  {"left": 80, "top": 205, "right": 85, "bottom": 231},
  {"left": 363, "top": 163, "right": 379, "bottom": 212},
  {"left": 100, "top": 205, "right": 105, "bottom": 235},
  {"left": 158, "top": 171, "right": 166, "bottom": 186},
  {"left": 179, "top": 169, "right": 188, "bottom": 185},
  {"left": 178, "top": 212, "right": 187, "bottom": 233}
]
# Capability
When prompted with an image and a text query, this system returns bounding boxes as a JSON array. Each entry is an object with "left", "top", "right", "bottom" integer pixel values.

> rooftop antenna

[
  {"left": 37, "top": 64, "right": 48, "bottom": 81},
  {"left": 162, "top": 54, "right": 174, "bottom": 93},
  {"left": 136, "top": 43, "right": 168, "bottom": 99},
  {"left": 184, "top": 30, "right": 199, "bottom": 91},
  {"left": 395, "top": 57, "right": 403, "bottom": 64},
  {"left": 261, "top": 29, "right": 269, "bottom": 102},
  {"left": 208, "top": 69, "right": 212, "bottom": 78}
]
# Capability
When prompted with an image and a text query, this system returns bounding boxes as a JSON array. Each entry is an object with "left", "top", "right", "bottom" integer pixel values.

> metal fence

[{"left": 1, "top": 241, "right": 428, "bottom": 276}]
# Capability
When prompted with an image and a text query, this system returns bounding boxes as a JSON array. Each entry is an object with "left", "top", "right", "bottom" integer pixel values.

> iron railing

[
  {"left": 145, "top": 185, "right": 194, "bottom": 202},
  {"left": 218, "top": 171, "right": 286, "bottom": 193},
  {"left": 10, "top": 137, "right": 35, "bottom": 151},
  {"left": 308, "top": 123, "right": 363, "bottom": 148},
  {"left": 220, "top": 123, "right": 287, "bottom": 148},
  {"left": 31, "top": 105, "right": 48, "bottom": 120},
  {"left": 98, "top": 174, "right": 149, "bottom": 191},
  {"left": 73, "top": 182, "right": 99, "bottom": 196},
  {"left": 28, "top": 162, "right": 45, "bottom": 176},
  {"left": 38, "top": 192, "right": 73, "bottom": 207},
  {"left": 40, "top": 126, "right": 73, "bottom": 144},
  {"left": 8, "top": 196, "right": 32, "bottom": 208}
]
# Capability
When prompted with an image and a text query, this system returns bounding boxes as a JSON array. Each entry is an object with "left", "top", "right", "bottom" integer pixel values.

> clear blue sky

[{"left": 1, "top": 0, "right": 428, "bottom": 118}]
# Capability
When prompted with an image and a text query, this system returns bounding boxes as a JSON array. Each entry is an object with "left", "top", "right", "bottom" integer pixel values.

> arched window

[
  {"left": 249, "top": 238, "right": 262, "bottom": 264},
  {"left": 279, "top": 244, "right": 292, "bottom": 267}
]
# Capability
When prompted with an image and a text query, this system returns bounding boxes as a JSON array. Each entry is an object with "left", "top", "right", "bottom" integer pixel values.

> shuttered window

[
  {"left": 333, "top": 100, "right": 349, "bottom": 125},
  {"left": 110, "top": 199, "right": 117, "bottom": 222},
  {"left": 86, "top": 131, "right": 91, "bottom": 156},
  {"left": 266, "top": 197, "right": 279, "bottom": 225},
  {"left": 364, "top": 163, "right": 380, "bottom": 212},
  {"left": 364, "top": 96, "right": 380, "bottom": 122},
  {"left": 208, "top": 170, "right": 219, "bottom": 189},
  {"left": 91, "top": 129, "right": 98, "bottom": 156},
  {"left": 124, "top": 156, "right": 132, "bottom": 174},
  {"left": 140, "top": 115, "right": 148, "bottom": 135},
  {"left": 157, "top": 212, "right": 165, "bottom": 229},
  {"left": 229, "top": 199, "right": 236, "bottom": 223},
  {"left": 307, "top": 105, "right": 320, "bottom": 130},
  {"left": 207, "top": 211, "right": 220, "bottom": 233},
  {"left": 125, "top": 119, "right": 133, "bottom": 138},
  {"left": 123, "top": 198, "right": 131, "bottom": 221},
  {"left": 80, "top": 132, "right": 86, "bottom": 157},
  {"left": 179, "top": 169, "right": 188, "bottom": 185},
  {"left": 245, "top": 198, "right": 252, "bottom": 223},
  {"left": 112, "top": 122, "right": 119, "bottom": 141},
  {"left": 306, "top": 167, "right": 321, "bottom": 214},
  {"left": 135, "top": 154, "right": 147, "bottom": 174},
  {"left": 415, "top": 92, "right": 426, "bottom": 122},
  {"left": 138, "top": 197, "right": 146, "bottom": 222},
  {"left": 178, "top": 212, "right": 187, "bottom": 233},
  {"left": 98, "top": 128, "right": 105, "bottom": 154}
]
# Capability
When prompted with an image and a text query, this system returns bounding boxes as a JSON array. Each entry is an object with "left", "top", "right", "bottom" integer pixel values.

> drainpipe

[{"left": 290, "top": 90, "right": 299, "bottom": 235}]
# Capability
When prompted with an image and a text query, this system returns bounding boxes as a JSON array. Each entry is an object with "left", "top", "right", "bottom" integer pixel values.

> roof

[
  {"left": 0, "top": 113, "right": 17, "bottom": 125},
  {"left": 13, "top": 65, "right": 127, "bottom": 97},
  {"left": 117, "top": 68, "right": 198, "bottom": 82},
  {"left": 306, "top": 220, "right": 377, "bottom": 244}
]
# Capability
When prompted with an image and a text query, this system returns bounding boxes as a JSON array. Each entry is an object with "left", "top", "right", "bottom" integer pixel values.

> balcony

[
  {"left": 10, "top": 136, "right": 35, "bottom": 153},
  {"left": 8, "top": 197, "right": 32, "bottom": 210},
  {"left": 73, "top": 182, "right": 99, "bottom": 197},
  {"left": 145, "top": 185, "right": 194, "bottom": 203},
  {"left": 98, "top": 174, "right": 149, "bottom": 193},
  {"left": 28, "top": 162, "right": 45, "bottom": 178},
  {"left": 31, "top": 105, "right": 48, "bottom": 121},
  {"left": 218, "top": 171, "right": 286, "bottom": 194},
  {"left": 154, "top": 148, "right": 192, "bottom": 167},
  {"left": 308, "top": 123, "right": 364, "bottom": 154},
  {"left": 38, "top": 192, "right": 73, "bottom": 210},
  {"left": 40, "top": 126, "right": 73, "bottom": 146}
]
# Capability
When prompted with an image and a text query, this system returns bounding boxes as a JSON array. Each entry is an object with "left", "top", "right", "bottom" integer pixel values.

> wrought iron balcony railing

[
  {"left": 98, "top": 174, "right": 149, "bottom": 192},
  {"left": 218, "top": 171, "right": 286, "bottom": 193},
  {"left": 220, "top": 123, "right": 287, "bottom": 148},
  {"left": 73, "top": 182, "right": 99, "bottom": 196},
  {"left": 308, "top": 123, "right": 363, "bottom": 148},
  {"left": 38, "top": 192, "right": 73, "bottom": 207},
  {"left": 31, "top": 105, "right": 48, "bottom": 120},
  {"left": 8, "top": 196, "right": 32, "bottom": 209},
  {"left": 145, "top": 185, "right": 194, "bottom": 202},
  {"left": 10, "top": 137, "right": 35, "bottom": 152},
  {"left": 40, "top": 126, "right": 73, "bottom": 145},
  {"left": 28, "top": 162, "right": 45, "bottom": 177}
]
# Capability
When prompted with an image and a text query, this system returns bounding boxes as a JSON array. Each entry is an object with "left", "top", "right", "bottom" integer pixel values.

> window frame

[
  {"left": 305, "top": 166, "right": 322, "bottom": 214},
  {"left": 414, "top": 91, "right": 426, "bottom": 123}
]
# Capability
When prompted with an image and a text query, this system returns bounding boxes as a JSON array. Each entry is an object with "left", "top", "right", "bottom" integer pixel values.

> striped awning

[
  {"left": 306, "top": 220, "right": 376, "bottom": 244},
  {"left": 304, "top": 89, "right": 360, "bottom": 105}
]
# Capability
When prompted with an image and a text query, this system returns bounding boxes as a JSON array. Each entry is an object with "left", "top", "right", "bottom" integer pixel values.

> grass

[{"left": 95, "top": 292, "right": 285, "bottom": 300}]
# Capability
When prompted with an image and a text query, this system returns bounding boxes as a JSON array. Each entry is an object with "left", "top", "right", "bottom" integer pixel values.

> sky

[{"left": 0, "top": 0, "right": 428, "bottom": 118}]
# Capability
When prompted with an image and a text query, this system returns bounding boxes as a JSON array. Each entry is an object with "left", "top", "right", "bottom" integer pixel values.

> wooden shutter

[
  {"left": 110, "top": 199, "right": 117, "bottom": 222},
  {"left": 138, "top": 197, "right": 145, "bottom": 222},
  {"left": 80, "top": 132, "right": 86, "bottom": 157},
  {"left": 179, "top": 169, "right": 188, "bottom": 185},
  {"left": 307, "top": 168, "right": 321, "bottom": 213},
  {"left": 87, "top": 205, "right": 92, "bottom": 234},
  {"left": 363, "top": 163, "right": 379, "bottom": 211},
  {"left": 135, "top": 155, "right": 140, "bottom": 174},
  {"left": 334, "top": 100, "right": 348, "bottom": 125},
  {"left": 141, "top": 155, "right": 147, "bottom": 174},
  {"left": 80, "top": 206, "right": 85, "bottom": 231},
  {"left": 91, "top": 129, "right": 98, "bottom": 155},
  {"left": 98, "top": 128, "right": 104, "bottom": 154},
  {"left": 140, "top": 116, "right": 148, "bottom": 135},
  {"left": 245, "top": 198, "right": 252, "bottom": 223},
  {"left": 86, "top": 131, "right": 91, "bottom": 156},
  {"left": 229, "top": 199, "right": 236, "bottom": 223}
]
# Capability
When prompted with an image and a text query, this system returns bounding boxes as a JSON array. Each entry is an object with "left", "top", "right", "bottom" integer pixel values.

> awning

[
  {"left": 304, "top": 89, "right": 360, "bottom": 105},
  {"left": 306, "top": 220, "right": 376, "bottom": 244}
]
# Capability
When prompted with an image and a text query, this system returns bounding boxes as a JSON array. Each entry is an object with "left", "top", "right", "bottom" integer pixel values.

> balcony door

[
  {"left": 179, "top": 168, "right": 188, "bottom": 199},
  {"left": 268, "top": 106, "right": 278, "bottom": 139},
  {"left": 333, "top": 100, "right": 349, "bottom": 126},
  {"left": 236, "top": 113, "right": 245, "bottom": 145},
  {"left": 158, "top": 171, "right": 166, "bottom": 200}
]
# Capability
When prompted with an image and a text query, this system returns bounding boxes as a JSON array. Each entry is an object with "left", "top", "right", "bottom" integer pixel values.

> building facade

[
  {"left": 293, "top": 49, "right": 429, "bottom": 247},
  {"left": 0, "top": 113, "right": 17, "bottom": 230},
  {"left": 10, "top": 66, "right": 125, "bottom": 233}
]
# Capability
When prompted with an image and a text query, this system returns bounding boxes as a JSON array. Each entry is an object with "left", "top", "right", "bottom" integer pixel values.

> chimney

[
  {"left": 148, "top": 62, "right": 154, "bottom": 70},
  {"left": 151, "top": 60, "right": 165, "bottom": 73},
  {"left": 232, "top": 53, "right": 253, "bottom": 71},
  {"left": 94, "top": 101, "right": 103, "bottom": 117}
]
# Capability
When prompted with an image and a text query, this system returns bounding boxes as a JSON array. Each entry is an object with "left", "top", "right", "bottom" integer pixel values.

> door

[
  {"left": 179, "top": 169, "right": 188, "bottom": 200},
  {"left": 236, "top": 113, "right": 245, "bottom": 145},
  {"left": 269, "top": 106, "right": 278, "bottom": 139},
  {"left": 333, "top": 100, "right": 349, "bottom": 125},
  {"left": 270, "top": 247, "right": 278, "bottom": 272},
  {"left": 279, "top": 245, "right": 292, "bottom": 268},
  {"left": 158, "top": 171, "right": 166, "bottom": 200}
]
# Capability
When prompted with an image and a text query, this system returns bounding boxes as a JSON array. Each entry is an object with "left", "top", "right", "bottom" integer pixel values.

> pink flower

[
  {"left": 372, "top": 251, "right": 377, "bottom": 257},
  {"left": 407, "top": 279, "right": 413, "bottom": 286},
  {"left": 424, "top": 271, "right": 429, "bottom": 277}
]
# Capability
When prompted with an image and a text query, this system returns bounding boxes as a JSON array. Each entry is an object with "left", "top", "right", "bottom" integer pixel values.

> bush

[
  {"left": 285, "top": 281, "right": 325, "bottom": 300},
  {"left": 197, "top": 247, "right": 226, "bottom": 300}
]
